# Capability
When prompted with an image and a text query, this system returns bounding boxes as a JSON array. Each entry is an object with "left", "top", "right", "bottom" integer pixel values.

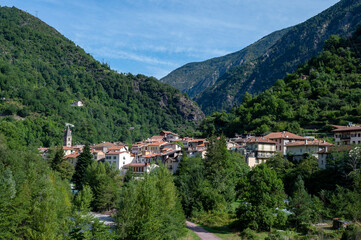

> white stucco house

[{"left": 105, "top": 151, "right": 134, "bottom": 173}]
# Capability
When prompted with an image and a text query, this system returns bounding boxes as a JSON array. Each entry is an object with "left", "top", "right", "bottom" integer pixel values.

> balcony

[{"left": 340, "top": 135, "right": 351, "bottom": 139}]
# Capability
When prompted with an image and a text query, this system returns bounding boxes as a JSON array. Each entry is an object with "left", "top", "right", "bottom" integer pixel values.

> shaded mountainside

[
  {"left": 0, "top": 7, "right": 204, "bottom": 147},
  {"left": 196, "top": 0, "right": 361, "bottom": 114},
  {"left": 198, "top": 28, "right": 361, "bottom": 137},
  {"left": 160, "top": 28, "right": 290, "bottom": 98}
]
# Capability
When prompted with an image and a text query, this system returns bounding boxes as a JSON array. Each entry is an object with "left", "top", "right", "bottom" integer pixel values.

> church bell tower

[{"left": 64, "top": 126, "right": 72, "bottom": 147}]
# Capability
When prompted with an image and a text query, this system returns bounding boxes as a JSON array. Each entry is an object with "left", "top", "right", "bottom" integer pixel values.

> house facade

[
  {"left": 245, "top": 137, "right": 276, "bottom": 167},
  {"left": 105, "top": 151, "right": 133, "bottom": 170},
  {"left": 332, "top": 124, "right": 361, "bottom": 145},
  {"left": 286, "top": 139, "right": 333, "bottom": 161},
  {"left": 264, "top": 131, "right": 306, "bottom": 155}
]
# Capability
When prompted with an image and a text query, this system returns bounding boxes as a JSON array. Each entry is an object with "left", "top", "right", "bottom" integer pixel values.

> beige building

[
  {"left": 93, "top": 142, "right": 116, "bottom": 153},
  {"left": 264, "top": 131, "right": 306, "bottom": 155},
  {"left": 286, "top": 139, "right": 333, "bottom": 161},
  {"left": 332, "top": 124, "right": 361, "bottom": 145},
  {"left": 160, "top": 130, "right": 179, "bottom": 142},
  {"left": 245, "top": 137, "right": 276, "bottom": 167}
]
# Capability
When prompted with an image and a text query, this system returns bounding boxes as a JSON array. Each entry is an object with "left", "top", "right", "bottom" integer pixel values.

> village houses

[{"left": 40, "top": 122, "right": 361, "bottom": 176}]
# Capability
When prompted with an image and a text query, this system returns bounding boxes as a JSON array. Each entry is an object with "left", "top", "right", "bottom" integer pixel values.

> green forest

[
  {"left": 198, "top": 27, "right": 361, "bottom": 138},
  {"left": 1, "top": 3, "right": 361, "bottom": 240},
  {"left": 0, "top": 7, "right": 203, "bottom": 148}
]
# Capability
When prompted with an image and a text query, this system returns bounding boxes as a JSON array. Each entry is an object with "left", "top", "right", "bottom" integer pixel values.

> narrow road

[{"left": 186, "top": 221, "right": 223, "bottom": 240}]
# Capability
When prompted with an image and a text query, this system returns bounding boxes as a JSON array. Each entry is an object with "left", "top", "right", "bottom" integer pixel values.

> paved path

[{"left": 186, "top": 221, "right": 223, "bottom": 240}]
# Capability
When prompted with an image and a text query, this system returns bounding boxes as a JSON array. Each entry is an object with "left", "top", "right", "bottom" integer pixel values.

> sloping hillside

[
  {"left": 198, "top": 27, "right": 361, "bottom": 137},
  {"left": 160, "top": 28, "right": 290, "bottom": 98},
  {"left": 0, "top": 7, "right": 204, "bottom": 146},
  {"left": 196, "top": 0, "right": 361, "bottom": 114}
]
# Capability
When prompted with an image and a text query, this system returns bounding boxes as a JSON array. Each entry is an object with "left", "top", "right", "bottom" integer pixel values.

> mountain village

[{"left": 38, "top": 123, "right": 361, "bottom": 176}]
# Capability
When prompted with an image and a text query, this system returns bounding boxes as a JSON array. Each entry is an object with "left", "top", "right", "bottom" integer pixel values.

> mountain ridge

[
  {"left": 160, "top": 27, "right": 290, "bottom": 98},
  {"left": 0, "top": 6, "right": 204, "bottom": 146},
  {"left": 162, "top": 0, "right": 361, "bottom": 114}
]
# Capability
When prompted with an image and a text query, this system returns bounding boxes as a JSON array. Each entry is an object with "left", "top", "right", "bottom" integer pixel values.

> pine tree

[
  {"left": 116, "top": 165, "right": 186, "bottom": 239},
  {"left": 73, "top": 144, "right": 93, "bottom": 190},
  {"left": 288, "top": 175, "right": 313, "bottom": 229}
]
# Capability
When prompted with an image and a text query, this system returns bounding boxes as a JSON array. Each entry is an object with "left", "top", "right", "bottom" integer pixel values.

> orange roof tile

[
  {"left": 286, "top": 139, "right": 333, "bottom": 147},
  {"left": 264, "top": 132, "right": 305, "bottom": 140},
  {"left": 247, "top": 137, "right": 276, "bottom": 144},
  {"left": 161, "top": 130, "right": 179, "bottom": 135},
  {"left": 93, "top": 142, "right": 116, "bottom": 148},
  {"left": 65, "top": 154, "right": 79, "bottom": 159},
  {"left": 108, "top": 146, "right": 126, "bottom": 151},
  {"left": 144, "top": 153, "right": 160, "bottom": 158},
  {"left": 148, "top": 141, "right": 167, "bottom": 146},
  {"left": 188, "top": 139, "right": 207, "bottom": 143},
  {"left": 332, "top": 125, "right": 361, "bottom": 132},
  {"left": 106, "top": 151, "right": 128, "bottom": 155}
]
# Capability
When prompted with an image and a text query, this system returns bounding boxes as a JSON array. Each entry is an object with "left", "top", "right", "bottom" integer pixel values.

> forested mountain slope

[
  {"left": 160, "top": 28, "right": 290, "bottom": 98},
  {"left": 198, "top": 27, "right": 361, "bottom": 137},
  {"left": 196, "top": 0, "right": 361, "bottom": 114},
  {"left": 0, "top": 7, "right": 204, "bottom": 147}
]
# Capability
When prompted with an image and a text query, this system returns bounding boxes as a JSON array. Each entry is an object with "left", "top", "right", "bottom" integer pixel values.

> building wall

[
  {"left": 286, "top": 145, "right": 320, "bottom": 156},
  {"left": 318, "top": 153, "right": 327, "bottom": 169},
  {"left": 334, "top": 131, "right": 361, "bottom": 145}
]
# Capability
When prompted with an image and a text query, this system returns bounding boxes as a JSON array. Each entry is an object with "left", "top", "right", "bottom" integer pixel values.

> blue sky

[{"left": 2, "top": 0, "right": 339, "bottom": 79}]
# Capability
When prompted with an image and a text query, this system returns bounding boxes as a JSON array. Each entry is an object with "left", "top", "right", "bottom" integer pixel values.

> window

[
  {"left": 123, "top": 157, "right": 126, "bottom": 160},
  {"left": 113, "top": 156, "right": 116, "bottom": 159}
]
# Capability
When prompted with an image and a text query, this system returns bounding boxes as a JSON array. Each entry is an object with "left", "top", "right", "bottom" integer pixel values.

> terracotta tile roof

[
  {"left": 144, "top": 153, "right": 160, "bottom": 158},
  {"left": 148, "top": 141, "right": 167, "bottom": 146},
  {"left": 108, "top": 146, "right": 126, "bottom": 151},
  {"left": 149, "top": 135, "right": 164, "bottom": 140},
  {"left": 197, "top": 143, "right": 205, "bottom": 147},
  {"left": 106, "top": 151, "right": 128, "bottom": 155},
  {"left": 188, "top": 139, "right": 207, "bottom": 143},
  {"left": 264, "top": 132, "right": 306, "bottom": 140},
  {"left": 93, "top": 142, "right": 116, "bottom": 148},
  {"left": 286, "top": 139, "right": 333, "bottom": 147},
  {"left": 65, "top": 154, "right": 79, "bottom": 159},
  {"left": 63, "top": 146, "right": 73, "bottom": 150},
  {"left": 161, "top": 130, "right": 179, "bottom": 136},
  {"left": 332, "top": 125, "right": 361, "bottom": 132},
  {"left": 247, "top": 137, "right": 276, "bottom": 144},
  {"left": 161, "top": 149, "right": 179, "bottom": 155}
]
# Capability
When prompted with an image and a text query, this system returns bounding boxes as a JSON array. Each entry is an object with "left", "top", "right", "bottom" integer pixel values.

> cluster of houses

[{"left": 39, "top": 123, "right": 361, "bottom": 176}]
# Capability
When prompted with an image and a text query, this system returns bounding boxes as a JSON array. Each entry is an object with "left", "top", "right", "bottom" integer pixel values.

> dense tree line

[
  {"left": 116, "top": 165, "right": 186, "bottom": 240},
  {"left": 175, "top": 136, "right": 361, "bottom": 238},
  {"left": 198, "top": 27, "right": 361, "bottom": 138}
]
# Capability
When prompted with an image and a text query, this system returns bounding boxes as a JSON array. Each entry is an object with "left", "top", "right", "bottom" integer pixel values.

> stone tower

[{"left": 64, "top": 126, "right": 72, "bottom": 147}]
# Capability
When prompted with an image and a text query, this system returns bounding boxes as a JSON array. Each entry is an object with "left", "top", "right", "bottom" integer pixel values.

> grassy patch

[{"left": 182, "top": 228, "right": 202, "bottom": 240}]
